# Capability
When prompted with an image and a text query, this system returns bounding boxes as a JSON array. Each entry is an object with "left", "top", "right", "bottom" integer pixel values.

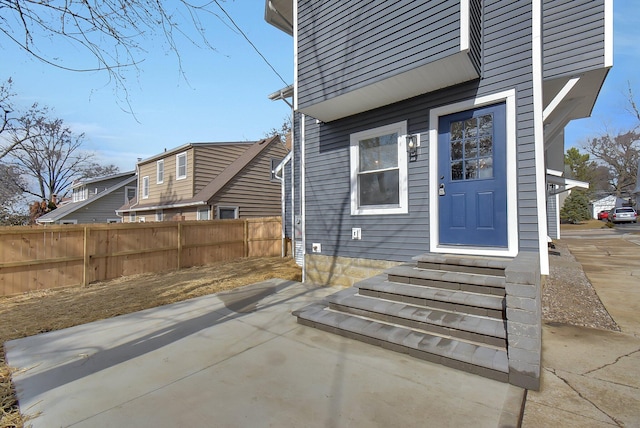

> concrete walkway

[
  {"left": 522, "top": 230, "right": 640, "bottom": 427},
  {"left": 5, "top": 279, "right": 523, "bottom": 428}
]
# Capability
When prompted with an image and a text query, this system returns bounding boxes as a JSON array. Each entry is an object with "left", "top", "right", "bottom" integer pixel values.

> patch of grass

[
  {"left": 0, "top": 256, "right": 302, "bottom": 428},
  {"left": 560, "top": 219, "right": 610, "bottom": 230}
]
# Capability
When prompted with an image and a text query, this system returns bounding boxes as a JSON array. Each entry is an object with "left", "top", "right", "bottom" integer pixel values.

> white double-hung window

[
  {"left": 350, "top": 121, "right": 408, "bottom": 215},
  {"left": 157, "top": 160, "right": 164, "bottom": 184},
  {"left": 176, "top": 152, "right": 187, "bottom": 180},
  {"left": 142, "top": 176, "right": 149, "bottom": 199}
]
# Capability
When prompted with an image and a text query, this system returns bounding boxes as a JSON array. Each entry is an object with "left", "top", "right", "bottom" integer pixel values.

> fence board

[{"left": 0, "top": 217, "right": 282, "bottom": 296}]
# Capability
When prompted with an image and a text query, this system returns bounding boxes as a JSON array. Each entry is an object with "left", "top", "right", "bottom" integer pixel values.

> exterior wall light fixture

[{"left": 406, "top": 134, "right": 418, "bottom": 161}]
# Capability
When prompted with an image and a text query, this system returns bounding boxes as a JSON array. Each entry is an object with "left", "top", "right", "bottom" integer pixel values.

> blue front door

[{"left": 438, "top": 102, "right": 507, "bottom": 247}]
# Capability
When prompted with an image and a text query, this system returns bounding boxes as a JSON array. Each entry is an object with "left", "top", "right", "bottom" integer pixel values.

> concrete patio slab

[{"left": 5, "top": 279, "right": 523, "bottom": 428}]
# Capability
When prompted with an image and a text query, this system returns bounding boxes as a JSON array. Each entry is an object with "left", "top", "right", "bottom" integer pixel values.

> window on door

[
  {"left": 350, "top": 121, "right": 408, "bottom": 215},
  {"left": 449, "top": 114, "right": 494, "bottom": 181}
]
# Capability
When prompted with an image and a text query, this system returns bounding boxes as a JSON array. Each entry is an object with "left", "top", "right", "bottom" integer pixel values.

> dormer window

[{"left": 176, "top": 152, "right": 187, "bottom": 180}]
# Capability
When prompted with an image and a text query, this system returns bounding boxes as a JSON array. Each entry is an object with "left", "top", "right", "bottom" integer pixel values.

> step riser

[
  {"left": 328, "top": 302, "right": 507, "bottom": 348},
  {"left": 387, "top": 274, "right": 506, "bottom": 297},
  {"left": 416, "top": 261, "right": 506, "bottom": 277},
  {"left": 359, "top": 289, "right": 505, "bottom": 319},
  {"left": 298, "top": 315, "right": 509, "bottom": 383},
  {"left": 296, "top": 254, "right": 515, "bottom": 384}
]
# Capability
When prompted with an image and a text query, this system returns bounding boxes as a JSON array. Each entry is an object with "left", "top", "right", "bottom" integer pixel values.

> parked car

[
  {"left": 608, "top": 207, "right": 638, "bottom": 224},
  {"left": 597, "top": 210, "right": 609, "bottom": 220}
]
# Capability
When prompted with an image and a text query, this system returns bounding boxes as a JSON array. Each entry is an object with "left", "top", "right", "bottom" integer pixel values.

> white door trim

[{"left": 428, "top": 89, "right": 518, "bottom": 257}]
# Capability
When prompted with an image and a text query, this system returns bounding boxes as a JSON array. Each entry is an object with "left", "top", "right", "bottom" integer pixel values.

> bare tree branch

[
  {"left": 626, "top": 81, "right": 640, "bottom": 126},
  {"left": 583, "top": 130, "right": 640, "bottom": 198},
  {"left": 0, "top": 0, "right": 227, "bottom": 111},
  {"left": 6, "top": 106, "right": 119, "bottom": 202}
]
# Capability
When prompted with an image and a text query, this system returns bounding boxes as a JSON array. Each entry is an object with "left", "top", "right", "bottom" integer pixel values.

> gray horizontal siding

[
  {"left": 543, "top": 0, "right": 606, "bottom": 79},
  {"left": 59, "top": 189, "right": 127, "bottom": 224},
  {"left": 301, "top": 0, "right": 541, "bottom": 262},
  {"left": 210, "top": 144, "right": 288, "bottom": 218},
  {"left": 297, "top": 0, "right": 463, "bottom": 109}
]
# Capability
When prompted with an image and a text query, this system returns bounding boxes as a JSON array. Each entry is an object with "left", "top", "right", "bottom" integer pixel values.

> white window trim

[
  {"left": 138, "top": 216, "right": 146, "bottom": 223},
  {"left": 129, "top": 212, "right": 136, "bottom": 222},
  {"left": 155, "top": 210, "right": 163, "bottom": 222},
  {"left": 157, "top": 160, "right": 164, "bottom": 184},
  {"left": 125, "top": 186, "right": 136, "bottom": 204},
  {"left": 350, "top": 121, "right": 408, "bottom": 215},
  {"left": 428, "top": 89, "right": 518, "bottom": 258},
  {"left": 217, "top": 206, "right": 239, "bottom": 219},
  {"left": 176, "top": 152, "right": 187, "bottom": 180},
  {"left": 197, "top": 207, "right": 210, "bottom": 221},
  {"left": 142, "top": 176, "right": 150, "bottom": 199}
]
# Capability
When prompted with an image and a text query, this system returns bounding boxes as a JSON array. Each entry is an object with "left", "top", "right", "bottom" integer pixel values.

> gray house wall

[
  {"left": 299, "top": 0, "right": 540, "bottom": 262},
  {"left": 296, "top": 0, "right": 478, "bottom": 110},
  {"left": 543, "top": 0, "right": 607, "bottom": 80},
  {"left": 58, "top": 186, "right": 130, "bottom": 223}
]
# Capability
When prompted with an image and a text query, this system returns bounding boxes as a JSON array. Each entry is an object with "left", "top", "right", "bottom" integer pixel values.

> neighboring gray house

[
  {"left": 36, "top": 171, "right": 136, "bottom": 225},
  {"left": 266, "top": 0, "right": 611, "bottom": 390}
]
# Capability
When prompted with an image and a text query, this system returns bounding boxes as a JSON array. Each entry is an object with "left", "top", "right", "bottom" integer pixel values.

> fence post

[
  {"left": 83, "top": 226, "right": 89, "bottom": 286},
  {"left": 244, "top": 220, "right": 249, "bottom": 257},
  {"left": 177, "top": 222, "right": 183, "bottom": 269}
]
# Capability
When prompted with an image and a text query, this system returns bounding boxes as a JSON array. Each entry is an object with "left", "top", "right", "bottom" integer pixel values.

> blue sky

[
  {"left": 3, "top": 1, "right": 294, "bottom": 172},
  {"left": 565, "top": 0, "right": 640, "bottom": 147},
  {"left": 2, "top": 0, "right": 638, "bottom": 172}
]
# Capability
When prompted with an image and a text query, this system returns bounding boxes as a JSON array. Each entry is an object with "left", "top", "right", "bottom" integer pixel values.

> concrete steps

[{"left": 294, "top": 253, "right": 513, "bottom": 382}]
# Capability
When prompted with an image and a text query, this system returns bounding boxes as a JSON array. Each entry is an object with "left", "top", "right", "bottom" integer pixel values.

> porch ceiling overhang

[
  {"left": 299, "top": 51, "right": 479, "bottom": 123},
  {"left": 542, "top": 67, "right": 610, "bottom": 155},
  {"left": 546, "top": 169, "right": 589, "bottom": 196},
  {"left": 265, "top": 0, "right": 293, "bottom": 35}
]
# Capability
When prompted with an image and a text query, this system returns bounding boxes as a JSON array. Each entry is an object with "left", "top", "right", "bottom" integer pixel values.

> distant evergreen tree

[{"left": 560, "top": 190, "right": 591, "bottom": 223}]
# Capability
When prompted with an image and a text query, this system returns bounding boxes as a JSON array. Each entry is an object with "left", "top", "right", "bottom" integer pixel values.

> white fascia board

[
  {"left": 604, "top": 0, "right": 613, "bottom": 68},
  {"left": 533, "top": 0, "right": 549, "bottom": 275}
]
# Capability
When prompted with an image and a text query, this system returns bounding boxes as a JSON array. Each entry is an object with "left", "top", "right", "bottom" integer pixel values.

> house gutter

[{"left": 116, "top": 200, "right": 207, "bottom": 215}]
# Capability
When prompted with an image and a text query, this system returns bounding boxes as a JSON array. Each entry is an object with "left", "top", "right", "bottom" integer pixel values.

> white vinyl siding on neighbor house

[
  {"left": 157, "top": 160, "right": 164, "bottom": 184},
  {"left": 142, "top": 176, "right": 149, "bottom": 199},
  {"left": 176, "top": 152, "right": 187, "bottom": 180},
  {"left": 350, "top": 121, "right": 408, "bottom": 215}
]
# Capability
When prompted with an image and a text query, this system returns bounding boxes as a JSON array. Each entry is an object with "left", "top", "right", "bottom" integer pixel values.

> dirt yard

[{"left": 0, "top": 256, "right": 302, "bottom": 428}]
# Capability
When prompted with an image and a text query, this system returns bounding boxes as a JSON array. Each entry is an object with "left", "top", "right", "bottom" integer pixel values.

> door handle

[{"left": 439, "top": 183, "right": 445, "bottom": 196}]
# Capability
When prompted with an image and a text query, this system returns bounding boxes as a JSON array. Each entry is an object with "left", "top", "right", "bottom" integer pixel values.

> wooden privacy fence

[{"left": 0, "top": 217, "right": 282, "bottom": 297}]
